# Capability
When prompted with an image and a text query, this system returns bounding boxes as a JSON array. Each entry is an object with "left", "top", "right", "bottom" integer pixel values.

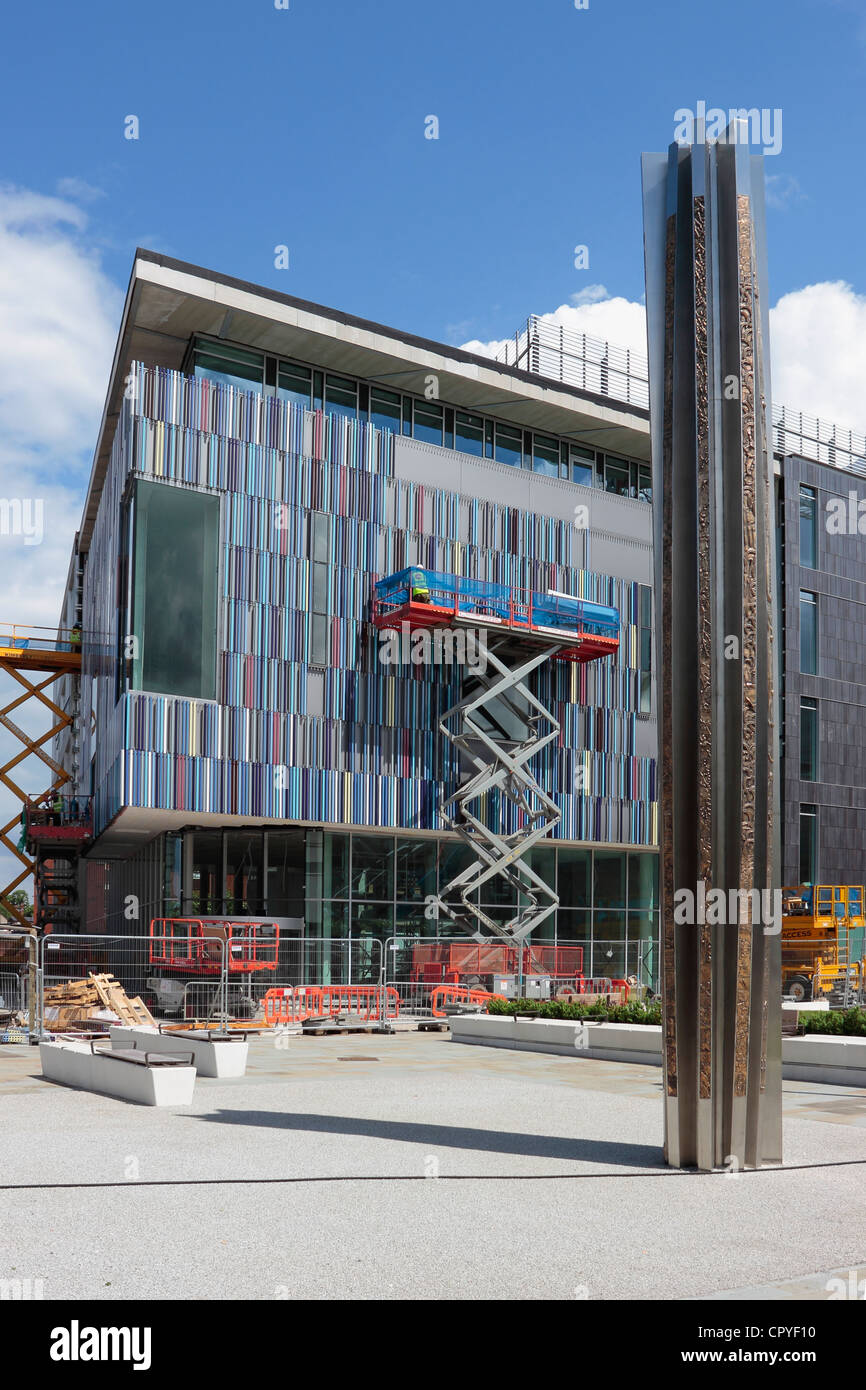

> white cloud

[
  {"left": 462, "top": 292, "right": 649, "bottom": 365},
  {"left": 769, "top": 281, "right": 866, "bottom": 432},
  {"left": 0, "top": 185, "right": 121, "bottom": 899},
  {"left": 56, "top": 177, "right": 106, "bottom": 204},
  {"left": 0, "top": 185, "right": 120, "bottom": 458},
  {"left": 463, "top": 282, "right": 866, "bottom": 436}
]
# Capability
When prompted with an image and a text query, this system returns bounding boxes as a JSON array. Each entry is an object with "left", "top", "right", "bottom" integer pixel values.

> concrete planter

[
  {"left": 450, "top": 1015, "right": 866, "bottom": 1086},
  {"left": 109, "top": 1025, "right": 249, "bottom": 1079},
  {"left": 450, "top": 1014, "right": 663, "bottom": 1065},
  {"left": 40, "top": 1039, "right": 197, "bottom": 1106}
]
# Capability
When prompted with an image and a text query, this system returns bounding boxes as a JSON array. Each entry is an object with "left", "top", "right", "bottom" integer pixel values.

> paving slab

[{"left": 1, "top": 1033, "right": 864, "bottom": 1300}]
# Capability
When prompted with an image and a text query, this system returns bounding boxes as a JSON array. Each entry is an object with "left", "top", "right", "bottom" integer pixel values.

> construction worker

[
  {"left": 51, "top": 791, "right": 64, "bottom": 826},
  {"left": 410, "top": 568, "right": 431, "bottom": 604},
  {"left": 69, "top": 625, "right": 81, "bottom": 651}
]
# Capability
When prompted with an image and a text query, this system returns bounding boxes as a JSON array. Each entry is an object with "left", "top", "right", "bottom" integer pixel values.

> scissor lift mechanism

[{"left": 372, "top": 569, "right": 619, "bottom": 945}]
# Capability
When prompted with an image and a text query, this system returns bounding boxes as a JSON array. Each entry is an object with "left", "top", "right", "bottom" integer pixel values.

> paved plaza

[{"left": 1, "top": 1032, "right": 865, "bottom": 1301}]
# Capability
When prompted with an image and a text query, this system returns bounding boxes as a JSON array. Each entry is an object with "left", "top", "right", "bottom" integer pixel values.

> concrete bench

[
  {"left": 39, "top": 1038, "right": 197, "bottom": 1106},
  {"left": 108, "top": 1025, "right": 249, "bottom": 1078}
]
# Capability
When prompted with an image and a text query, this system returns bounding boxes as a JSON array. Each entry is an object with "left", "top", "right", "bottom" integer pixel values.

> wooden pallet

[
  {"left": 43, "top": 973, "right": 156, "bottom": 1029},
  {"left": 89, "top": 974, "right": 156, "bottom": 1027}
]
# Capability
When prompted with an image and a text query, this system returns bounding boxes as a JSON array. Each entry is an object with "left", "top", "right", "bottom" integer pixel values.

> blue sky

[
  {"left": 1, "top": 0, "right": 865, "bottom": 342},
  {"left": 1, "top": 0, "right": 866, "bottom": 899}
]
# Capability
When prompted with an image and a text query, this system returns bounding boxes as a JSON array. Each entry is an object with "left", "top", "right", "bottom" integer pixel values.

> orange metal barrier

[{"left": 263, "top": 984, "right": 400, "bottom": 1026}]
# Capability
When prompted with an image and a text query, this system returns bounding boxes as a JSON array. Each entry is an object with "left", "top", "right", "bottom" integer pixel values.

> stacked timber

[{"left": 43, "top": 974, "right": 156, "bottom": 1032}]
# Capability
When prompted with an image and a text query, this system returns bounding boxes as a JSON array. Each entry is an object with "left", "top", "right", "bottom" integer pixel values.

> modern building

[
  {"left": 779, "top": 451, "right": 866, "bottom": 887},
  {"left": 55, "top": 252, "right": 659, "bottom": 983},
  {"left": 51, "top": 255, "right": 866, "bottom": 979}
]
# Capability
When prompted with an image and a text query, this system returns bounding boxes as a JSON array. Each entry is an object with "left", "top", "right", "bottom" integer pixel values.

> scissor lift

[{"left": 372, "top": 569, "right": 619, "bottom": 944}]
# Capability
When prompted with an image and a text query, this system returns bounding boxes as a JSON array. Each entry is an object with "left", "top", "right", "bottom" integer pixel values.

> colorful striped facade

[{"left": 81, "top": 362, "right": 657, "bottom": 850}]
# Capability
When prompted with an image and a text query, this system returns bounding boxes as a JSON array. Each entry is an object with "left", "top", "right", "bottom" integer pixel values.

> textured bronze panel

[
  {"left": 693, "top": 195, "right": 713, "bottom": 1102},
  {"left": 734, "top": 193, "right": 757, "bottom": 1101},
  {"left": 662, "top": 211, "right": 678, "bottom": 1099}
]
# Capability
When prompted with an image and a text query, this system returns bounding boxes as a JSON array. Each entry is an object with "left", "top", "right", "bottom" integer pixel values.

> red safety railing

[
  {"left": 149, "top": 919, "right": 280, "bottom": 975},
  {"left": 410, "top": 942, "right": 584, "bottom": 983}
]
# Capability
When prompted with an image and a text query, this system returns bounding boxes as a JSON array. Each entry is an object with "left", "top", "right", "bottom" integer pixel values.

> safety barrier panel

[
  {"left": 263, "top": 987, "right": 323, "bottom": 1025},
  {"left": 263, "top": 984, "right": 400, "bottom": 1026},
  {"left": 430, "top": 985, "right": 504, "bottom": 1016}
]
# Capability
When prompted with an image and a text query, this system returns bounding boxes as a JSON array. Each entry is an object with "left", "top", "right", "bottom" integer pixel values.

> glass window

[
  {"left": 193, "top": 340, "right": 264, "bottom": 393},
  {"left": 310, "top": 512, "right": 330, "bottom": 564},
  {"left": 604, "top": 457, "right": 630, "bottom": 496},
  {"left": 594, "top": 851, "right": 627, "bottom": 909},
  {"left": 799, "top": 485, "right": 817, "bottom": 568},
  {"left": 532, "top": 434, "right": 559, "bottom": 476},
  {"left": 799, "top": 804, "right": 817, "bottom": 885},
  {"left": 395, "top": 903, "right": 438, "bottom": 940},
  {"left": 189, "top": 831, "right": 223, "bottom": 916},
  {"left": 554, "top": 908, "right": 590, "bottom": 945},
  {"left": 437, "top": 841, "right": 479, "bottom": 906},
  {"left": 639, "top": 584, "right": 652, "bottom": 713},
  {"left": 277, "top": 361, "right": 312, "bottom": 410},
  {"left": 456, "top": 411, "right": 484, "bottom": 457},
  {"left": 352, "top": 902, "right": 395, "bottom": 940},
  {"left": 413, "top": 400, "right": 444, "bottom": 447},
  {"left": 524, "top": 846, "right": 556, "bottom": 894},
  {"left": 593, "top": 912, "right": 627, "bottom": 978},
  {"left": 800, "top": 590, "right": 818, "bottom": 674},
  {"left": 370, "top": 387, "right": 401, "bottom": 433},
  {"left": 638, "top": 465, "right": 652, "bottom": 503},
  {"left": 494, "top": 424, "right": 522, "bottom": 468},
  {"left": 265, "top": 829, "right": 305, "bottom": 918},
  {"left": 628, "top": 853, "right": 657, "bottom": 909},
  {"left": 800, "top": 697, "right": 818, "bottom": 782},
  {"left": 557, "top": 848, "right": 590, "bottom": 909},
  {"left": 131, "top": 480, "right": 219, "bottom": 700},
  {"left": 352, "top": 835, "right": 395, "bottom": 901},
  {"left": 225, "top": 832, "right": 264, "bottom": 915},
  {"left": 395, "top": 839, "right": 438, "bottom": 902},
  {"left": 324, "top": 374, "right": 357, "bottom": 421},
  {"left": 306, "top": 831, "right": 350, "bottom": 900},
  {"left": 569, "top": 445, "right": 594, "bottom": 488},
  {"left": 163, "top": 833, "right": 182, "bottom": 916}
]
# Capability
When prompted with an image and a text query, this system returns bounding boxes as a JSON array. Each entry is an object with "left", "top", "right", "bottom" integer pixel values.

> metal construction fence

[
  {"left": 0, "top": 931, "right": 35, "bottom": 1040},
  {"left": 37, "top": 930, "right": 385, "bottom": 1030},
  {"left": 28, "top": 927, "right": 659, "bottom": 1034}
]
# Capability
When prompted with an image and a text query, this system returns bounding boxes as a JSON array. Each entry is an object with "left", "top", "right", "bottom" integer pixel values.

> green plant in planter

[{"left": 486, "top": 997, "right": 662, "bottom": 1026}]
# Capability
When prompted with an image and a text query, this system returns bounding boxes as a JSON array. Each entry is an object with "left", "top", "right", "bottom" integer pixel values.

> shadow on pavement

[{"left": 188, "top": 1109, "right": 665, "bottom": 1167}]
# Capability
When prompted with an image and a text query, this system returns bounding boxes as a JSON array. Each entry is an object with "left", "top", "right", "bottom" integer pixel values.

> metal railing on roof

[
  {"left": 497, "top": 313, "right": 866, "bottom": 477},
  {"left": 497, "top": 314, "right": 650, "bottom": 409}
]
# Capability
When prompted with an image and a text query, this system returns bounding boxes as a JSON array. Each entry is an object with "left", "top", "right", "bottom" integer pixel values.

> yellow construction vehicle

[{"left": 781, "top": 884, "right": 866, "bottom": 1003}]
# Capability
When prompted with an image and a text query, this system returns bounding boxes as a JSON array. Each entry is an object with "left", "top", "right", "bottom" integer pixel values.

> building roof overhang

[{"left": 79, "top": 249, "right": 651, "bottom": 551}]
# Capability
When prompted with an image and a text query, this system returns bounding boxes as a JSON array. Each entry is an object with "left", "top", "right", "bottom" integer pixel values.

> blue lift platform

[{"left": 372, "top": 569, "right": 620, "bottom": 944}]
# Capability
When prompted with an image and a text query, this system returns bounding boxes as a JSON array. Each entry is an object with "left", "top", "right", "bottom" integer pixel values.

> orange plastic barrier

[
  {"left": 263, "top": 985, "right": 399, "bottom": 1026},
  {"left": 430, "top": 985, "right": 504, "bottom": 1017},
  {"left": 319, "top": 985, "right": 400, "bottom": 1020},
  {"left": 263, "top": 987, "right": 323, "bottom": 1025}
]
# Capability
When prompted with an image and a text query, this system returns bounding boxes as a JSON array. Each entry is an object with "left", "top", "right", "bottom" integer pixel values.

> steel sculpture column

[{"left": 641, "top": 122, "right": 782, "bottom": 1169}]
